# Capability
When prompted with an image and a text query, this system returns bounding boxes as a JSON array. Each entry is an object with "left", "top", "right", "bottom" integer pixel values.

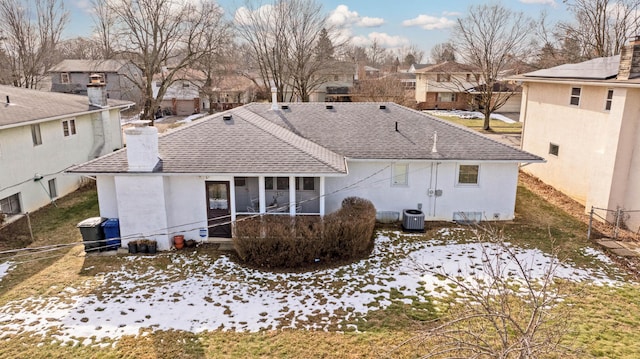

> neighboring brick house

[
  {"left": 414, "top": 61, "right": 479, "bottom": 110},
  {"left": 514, "top": 37, "right": 640, "bottom": 230},
  {"left": 49, "top": 59, "right": 142, "bottom": 103},
  {"left": 0, "top": 83, "right": 132, "bottom": 222}
]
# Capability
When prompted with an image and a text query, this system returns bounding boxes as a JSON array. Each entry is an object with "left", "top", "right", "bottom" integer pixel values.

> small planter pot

[
  {"left": 128, "top": 241, "right": 138, "bottom": 254},
  {"left": 137, "top": 242, "right": 148, "bottom": 253},
  {"left": 174, "top": 235, "right": 185, "bottom": 250},
  {"left": 147, "top": 241, "right": 157, "bottom": 254}
]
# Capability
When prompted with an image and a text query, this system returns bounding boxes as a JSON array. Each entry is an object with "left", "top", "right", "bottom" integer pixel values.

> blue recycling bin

[{"left": 102, "top": 218, "right": 121, "bottom": 250}]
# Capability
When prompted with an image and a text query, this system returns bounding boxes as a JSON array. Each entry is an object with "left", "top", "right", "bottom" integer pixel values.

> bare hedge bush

[{"left": 234, "top": 197, "right": 376, "bottom": 268}]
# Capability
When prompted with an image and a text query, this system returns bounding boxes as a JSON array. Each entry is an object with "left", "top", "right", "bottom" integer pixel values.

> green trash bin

[{"left": 77, "top": 217, "right": 107, "bottom": 253}]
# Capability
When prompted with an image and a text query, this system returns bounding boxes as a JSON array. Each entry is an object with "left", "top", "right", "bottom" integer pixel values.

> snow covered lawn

[{"left": 0, "top": 229, "right": 625, "bottom": 346}]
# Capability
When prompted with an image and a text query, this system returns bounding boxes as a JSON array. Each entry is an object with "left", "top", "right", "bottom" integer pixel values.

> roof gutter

[
  {"left": 509, "top": 76, "right": 640, "bottom": 88},
  {"left": 0, "top": 103, "right": 133, "bottom": 130}
]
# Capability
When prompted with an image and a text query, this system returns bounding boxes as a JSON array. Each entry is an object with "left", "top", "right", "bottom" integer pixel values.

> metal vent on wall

[{"left": 453, "top": 211, "right": 482, "bottom": 224}]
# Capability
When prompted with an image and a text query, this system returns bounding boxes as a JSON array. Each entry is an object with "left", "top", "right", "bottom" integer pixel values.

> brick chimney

[
  {"left": 617, "top": 36, "right": 640, "bottom": 80},
  {"left": 87, "top": 73, "right": 108, "bottom": 107},
  {"left": 125, "top": 120, "right": 160, "bottom": 172}
]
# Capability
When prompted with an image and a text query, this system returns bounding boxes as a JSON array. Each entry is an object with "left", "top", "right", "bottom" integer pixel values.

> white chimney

[
  {"left": 87, "top": 73, "right": 108, "bottom": 107},
  {"left": 125, "top": 120, "right": 160, "bottom": 172},
  {"left": 271, "top": 86, "right": 278, "bottom": 110}
]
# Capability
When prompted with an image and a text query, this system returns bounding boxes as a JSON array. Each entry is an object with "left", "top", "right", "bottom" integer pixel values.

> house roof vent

[
  {"left": 281, "top": 105, "right": 289, "bottom": 110},
  {"left": 379, "top": 105, "right": 386, "bottom": 110},
  {"left": 326, "top": 104, "right": 334, "bottom": 110},
  {"left": 223, "top": 114, "right": 232, "bottom": 121}
]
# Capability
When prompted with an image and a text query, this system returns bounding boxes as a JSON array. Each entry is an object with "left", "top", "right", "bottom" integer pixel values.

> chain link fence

[{"left": 588, "top": 206, "right": 640, "bottom": 240}]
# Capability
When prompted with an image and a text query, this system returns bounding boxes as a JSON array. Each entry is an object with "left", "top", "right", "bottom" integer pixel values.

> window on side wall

[
  {"left": 62, "top": 119, "right": 76, "bottom": 137},
  {"left": 570, "top": 87, "right": 581, "bottom": 106},
  {"left": 295, "top": 177, "right": 315, "bottom": 191},
  {"left": 31, "top": 124, "right": 42, "bottom": 146},
  {"left": 549, "top": 143, "right": 559, "bottom": 156},
  {"left": 48, "top": 179, "right": 57, "bottom": 198},
  {"left": 457, "top": 164, "right": 479, "bottom": 185},
  {"left": 61, "top": 72, "right": 70, "bottom": 84},
  {"left": 392, "top": 163, "right": 409, "bottom": 186},
  {"left": 605, "top": 89, "right": 613, "bottom": 111},
  {"left": 0, "top": 193, "right": 21, "bottom": 215}
]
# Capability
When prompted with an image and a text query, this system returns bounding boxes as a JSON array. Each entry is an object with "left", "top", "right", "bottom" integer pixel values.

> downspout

[{"left": 433, "top": 162, "right": 440, "bottom": 217}]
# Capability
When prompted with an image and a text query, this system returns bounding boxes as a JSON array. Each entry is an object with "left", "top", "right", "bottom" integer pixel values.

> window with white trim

[
  {"left": 62, "top": 119, "right": 76, "bottom": 137},
  {"left": 392, "top": 163, "right": 409, "bottom": 186},
  {"left": 31, "top": 124, "right": 42, "bottom": 146},
  {"left": 264, "top": 177, "right": 290, "bottom": 190},
  {"left": 60, "top": 72, "right": 70, "bottom": 84},
  {"left": 436, "top": 74, "right": 451, "bottom": 82},
  {"left": 570, "top": 87, "right": 581, "bottom": 106},
  {"left": 457, "top": 164, "right": 479, "bottom": 185},
  {"left": 295, "top": 177, "right": 315, "bottom": 191},
  {"left": 605, "top": 89, "right": 613, "bottom": 111}
]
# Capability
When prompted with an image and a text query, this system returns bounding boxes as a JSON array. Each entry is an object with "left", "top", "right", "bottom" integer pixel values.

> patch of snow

[
  {"left": 0, "top": 231, "right": 626, "bottom": 345},
  {"left": 178, "top": 113, "right": 206, "bottom": 123},
  {"left": 426, "top": 110, "right": 516, "bottom": 124},
  {"left": 0, "top": 262, "right": 13, "bottom": 281}
]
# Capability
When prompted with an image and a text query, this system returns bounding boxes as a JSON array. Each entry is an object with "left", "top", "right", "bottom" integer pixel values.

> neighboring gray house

[
  {"left": 49, "top": 59, "right": 142, "bottom": 103},
  {"left": 68, "top": 101, "right": 542, "bottom": 251}
]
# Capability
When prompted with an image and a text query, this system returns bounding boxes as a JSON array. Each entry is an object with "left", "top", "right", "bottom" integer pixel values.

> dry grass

[
  {"left": 432, "top": 115, "right": 522, "bottom": 134},
  {"left": 1, "top": 182, "right": 640, "bottom": 358}
]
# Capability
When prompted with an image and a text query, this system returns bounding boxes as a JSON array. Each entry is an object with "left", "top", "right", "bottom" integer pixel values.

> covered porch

[{"left": 233, "top": 176, "right": 325, "bottom": 216}]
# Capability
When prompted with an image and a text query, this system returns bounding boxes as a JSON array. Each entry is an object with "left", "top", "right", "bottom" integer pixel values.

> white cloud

[
  {"left": 442, "top": 11, "right": 461, "bottom": 17},
  {"left": 359, "top": 16, "right": 385, "bottom": 27},
  {"left": 350, "top": 32, "right": 409, "bottom": 48},
  {"left": 328, "top": 5, "right": 384, "bottom": 28},
  {"left": 402, "top": 14, "right": 456, "bottom": 30},
  {"left": 519, "top": 0, "right": 557, "bottom": 6}
]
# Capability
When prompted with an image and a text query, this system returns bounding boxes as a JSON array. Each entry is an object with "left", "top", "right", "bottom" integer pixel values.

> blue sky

[{"left": 64, "top": 0, "right": 568, "bottom": 59}]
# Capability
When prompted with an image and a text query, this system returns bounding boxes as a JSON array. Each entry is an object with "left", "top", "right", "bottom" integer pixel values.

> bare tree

[
  {"left": 395, "top": 44, "right": 425, "bottom": 66},
  {"left": 194, "top": 22, "right": 234, "bottom": 114},
  {"left": 236, "top": 0, "right": 342, "bottom": 102},
  {"left": 104, "top": 0, "right": 226, "bottom": 124},
  {"left": 0, "top": 0, "right": 68, "bottom": 88},
  {"left": 560, "top": 0, "right": 640, "bottom": 58},
  {"left": 452, "top": 4, "right": 532, "bottom": 130},
  {"left": 57, "top": 37, "right": 103, "bottom": 60},
  {"left": 430, "top": 42, "right": 456, "bottom": 63},
  {"left": 352, "top": 75, "right": 413, "bottom": 106},
  {"left": 91, "top": 0, "right": 116, "bottom": 59},
  {"left": 388, "top": 226, "right": 571, "bottom": 358}
]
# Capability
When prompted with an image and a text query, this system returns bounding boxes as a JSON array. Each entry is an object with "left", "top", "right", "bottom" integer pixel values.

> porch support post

[
  {"left": 289, "top": 176, "right": 296, "bottom": 216},
  {"left": 319, "top": 176, "right": 325, "bottom": 216},
  {"left": 258, "top": 176, "right": 266, "bottom": 214}
]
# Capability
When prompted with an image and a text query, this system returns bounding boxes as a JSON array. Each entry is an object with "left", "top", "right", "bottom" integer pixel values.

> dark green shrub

[{"left": 234, "top": 197, "right": 376, "bottom": 268}]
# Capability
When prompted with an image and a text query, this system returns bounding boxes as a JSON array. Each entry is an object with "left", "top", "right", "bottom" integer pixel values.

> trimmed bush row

[{"left": 234, "top": 197, "right": 376, "bottom": 268}]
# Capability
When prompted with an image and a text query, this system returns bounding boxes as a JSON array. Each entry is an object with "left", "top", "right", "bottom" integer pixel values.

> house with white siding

[
  {"left": 67, "top": 99, "right": 542, "bottom": 250},
  {"left": 515, "top": 36, "right": 640, "bottom": 231},
  {"left": 0, "top": 82, "right": 132, "bottom": 222}
]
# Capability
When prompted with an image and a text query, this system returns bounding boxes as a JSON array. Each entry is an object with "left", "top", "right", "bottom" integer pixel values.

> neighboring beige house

[
  {"left": 49, "top": 59, "right": 142, "bottom": 103},
  {"left": 515, "top": 37, "right": 640, "bottom": 230},
  {"left": 311, "top": 61, "right": 356, "bottom": 102},
  {"left": 414, "top": 61, "right": 479, "bottom": 110},
  {"left": 0, "top": 83, "right": 132, "bottom": 222},
  {"left": 154, "top": 69, "right": 205, "bottom": 116}
]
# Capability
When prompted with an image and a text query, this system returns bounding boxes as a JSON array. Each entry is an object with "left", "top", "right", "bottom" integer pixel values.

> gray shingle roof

[
  {"left": 523, "top": 55, "right": 620, "bottom": 80},
  {"left": 68, "top": 107, "right": 347, "bottom": 175},
  {"left": 49, "top": 59, "right": 133, "bottom": 73},
  {"left": 0, "top": 85, "right": 133, "bottom": 127},
  {"left": 245, "top": 102, "right": 541, "bottom": 162},
  {"left": 68, "top": 102, "right": 541, "bottom": 175}
]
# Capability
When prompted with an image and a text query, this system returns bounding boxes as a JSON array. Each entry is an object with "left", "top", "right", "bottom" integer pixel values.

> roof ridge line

[{"left": 234, "top": 107, "right": 347, "bottom": 173}]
